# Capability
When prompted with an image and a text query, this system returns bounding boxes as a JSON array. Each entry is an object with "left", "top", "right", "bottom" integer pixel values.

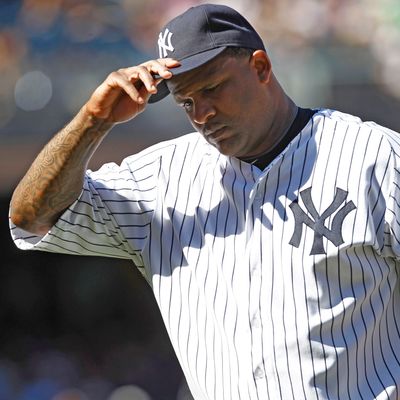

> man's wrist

[{"left": 79, "top": 104, "right": 115, "bottom": 137}]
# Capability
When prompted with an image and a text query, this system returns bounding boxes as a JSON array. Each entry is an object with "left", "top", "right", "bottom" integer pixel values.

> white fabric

[{"left": 11, "top": 109, "right": 400, "bottom": 399}]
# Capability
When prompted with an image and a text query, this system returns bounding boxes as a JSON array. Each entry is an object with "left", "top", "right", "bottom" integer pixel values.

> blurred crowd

[
  {"left": 0, "top": 349, "right": 190, "bottom": 400},
  {"left": 1, "top": 0, "right": 400, "bottom": 137},
  {"left": 1, "top": 1, "right": 400, "bottom": 399}
]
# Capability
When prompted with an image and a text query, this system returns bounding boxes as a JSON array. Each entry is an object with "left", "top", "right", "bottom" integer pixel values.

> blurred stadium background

[{"left": 1, "top": 0, "right": 400, "bottom": 399}]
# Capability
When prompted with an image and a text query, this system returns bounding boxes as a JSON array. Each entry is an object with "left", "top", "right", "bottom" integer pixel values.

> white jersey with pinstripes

[{"left": 11, "top": 109, "right": 400, "bottom": 399}]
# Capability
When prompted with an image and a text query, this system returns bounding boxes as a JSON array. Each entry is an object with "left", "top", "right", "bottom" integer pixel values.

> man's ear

[{"left": 250, "top": 50, "right": 272, "bottom": 84}]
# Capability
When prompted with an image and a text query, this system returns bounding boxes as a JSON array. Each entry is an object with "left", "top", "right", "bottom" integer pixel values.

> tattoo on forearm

[{"left": 11, "top": 111, "right": 113, "bottom": 232}]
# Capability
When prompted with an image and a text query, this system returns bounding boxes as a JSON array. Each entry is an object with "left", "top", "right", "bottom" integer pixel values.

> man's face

[{"left": 167, "top": 51, "right": 270, "bottom": 158}]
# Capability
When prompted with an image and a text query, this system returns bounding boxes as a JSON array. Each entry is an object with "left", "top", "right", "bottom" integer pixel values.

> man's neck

[
  {"left": 242, "top": 106, "right": 316, "bottom": 170},
  {"left": 268, "top": 97, "right": 298, "bottom": 153},
  {"left": 245, "top": 97, "right": 298, "bottom": 161}
]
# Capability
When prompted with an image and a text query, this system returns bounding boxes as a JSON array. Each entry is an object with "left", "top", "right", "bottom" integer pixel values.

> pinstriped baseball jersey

[{"left": 11, "top": 108, "right": 400, "bottom": 399}]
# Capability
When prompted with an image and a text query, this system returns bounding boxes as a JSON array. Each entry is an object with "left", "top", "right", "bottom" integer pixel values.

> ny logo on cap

[{"left": 158, "top": 28, "right": 174, "bottom": 58}]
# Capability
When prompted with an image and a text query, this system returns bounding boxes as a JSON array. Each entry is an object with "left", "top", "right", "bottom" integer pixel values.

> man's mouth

[{"left": 205, "top": 126, "right": 228, "bottom": 143}]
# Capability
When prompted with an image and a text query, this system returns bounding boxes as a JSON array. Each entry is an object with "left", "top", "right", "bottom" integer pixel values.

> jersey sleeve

[{"left": 10, "top": 153, "right": 161, "bottom": 267}]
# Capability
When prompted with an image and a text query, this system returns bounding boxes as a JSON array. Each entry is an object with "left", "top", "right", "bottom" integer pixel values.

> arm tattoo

[{"left": 11, "top": 109, "right": 113, "bottom": 234}]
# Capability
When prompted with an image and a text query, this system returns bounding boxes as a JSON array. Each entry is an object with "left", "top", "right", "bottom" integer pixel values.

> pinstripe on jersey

[{"left": 11, "top": 109, "right": 400, "bottom": 399}]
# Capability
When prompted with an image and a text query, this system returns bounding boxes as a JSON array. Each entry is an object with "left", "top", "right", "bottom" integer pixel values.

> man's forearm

[{"left": 10, "top": 106, "right": 113, "bottom": 235}]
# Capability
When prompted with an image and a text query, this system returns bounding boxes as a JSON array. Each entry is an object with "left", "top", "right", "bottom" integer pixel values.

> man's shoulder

[
  {"left": 123, "top": 131, "right": 216, "bottom": 167},
  {"left": 313, "top": 108, "right": 363, "bottom": 125},
  {"left": 151, "top": 131, "right": 206, "bottom": 151},
  {"left": 315, "top": 108, "right": 398, "bottom": 133},
  {"left": 314, "top": 107, "right": 400, "bottom": 153}
]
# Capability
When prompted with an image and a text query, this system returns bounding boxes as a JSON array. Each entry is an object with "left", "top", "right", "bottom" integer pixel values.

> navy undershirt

[{"left": 242, "top": 107, "right": 317, "bottom": 170}]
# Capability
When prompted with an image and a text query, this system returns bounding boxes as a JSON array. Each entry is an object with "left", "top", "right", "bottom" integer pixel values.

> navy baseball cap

[{"left": 148, "top": 3, "right": 265, "bottom": 103}]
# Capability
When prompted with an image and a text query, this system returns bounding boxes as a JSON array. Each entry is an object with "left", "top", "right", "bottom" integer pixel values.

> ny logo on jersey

[
  {"left": 158, "top": 28, "right": 174, "bottom": 58},
  {"left": 289, "top": 187, "right": 356, "bottom": 255}
]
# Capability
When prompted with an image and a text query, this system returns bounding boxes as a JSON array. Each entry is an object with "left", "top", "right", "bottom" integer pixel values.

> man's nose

[{"left": 192, "top": 98, "right": 216, "bottom": 125}]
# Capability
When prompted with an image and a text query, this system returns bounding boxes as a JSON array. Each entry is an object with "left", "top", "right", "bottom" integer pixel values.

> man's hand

[{"left": 85, "top": 58, "right": 180, "bottom": 123}]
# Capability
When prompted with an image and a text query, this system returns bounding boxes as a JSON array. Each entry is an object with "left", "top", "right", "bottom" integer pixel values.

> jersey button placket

[
  {"left": 249, "top": 172, "right": 270, "bottom": 397},
  {"left": 251, "top": 313, "right": 261, "bottom": 329},
  {"left": 255, "top": 194, "right": 262, "bottom": 202},
  {"left": 254, "top": 366, "right": 265, "bottom": 380},
  {"left": 254, "top": 171, "right": 268, "bottom": 203},
  {"left": 248, "top": 223, "right": 266, "bottom": 395},
  {"left": 249, "top": 263, "right": 264, "bottom": 382}
]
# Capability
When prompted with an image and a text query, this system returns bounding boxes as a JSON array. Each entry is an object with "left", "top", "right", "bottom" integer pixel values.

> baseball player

[{"left": 9, "top": 4, "right": 400, "bottom": 399}]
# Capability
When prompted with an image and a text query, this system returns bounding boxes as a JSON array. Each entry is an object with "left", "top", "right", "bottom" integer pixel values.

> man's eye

[{"left": 181, "top": 100, "right": 193, "bottom": 111}]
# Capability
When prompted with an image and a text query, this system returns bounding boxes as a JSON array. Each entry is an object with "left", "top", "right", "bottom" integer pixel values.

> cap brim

[{"left": 148, "top": 46, "right": 227, "bottom": 103}]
